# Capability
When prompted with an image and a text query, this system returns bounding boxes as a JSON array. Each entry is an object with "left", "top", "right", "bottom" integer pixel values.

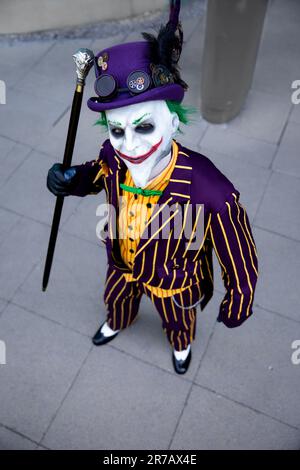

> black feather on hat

[{"left": 141, "top": 0, "right": 188, "bottom": 91}]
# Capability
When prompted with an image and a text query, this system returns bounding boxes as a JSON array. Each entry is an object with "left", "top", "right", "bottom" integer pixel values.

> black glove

[{"left": 47, "top": 163, "right": 78, "bottom": 196}]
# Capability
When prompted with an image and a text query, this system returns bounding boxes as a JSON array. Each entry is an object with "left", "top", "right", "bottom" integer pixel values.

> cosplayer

[{"left": 47, "top": 0, "right": 258, "bottom": 374}]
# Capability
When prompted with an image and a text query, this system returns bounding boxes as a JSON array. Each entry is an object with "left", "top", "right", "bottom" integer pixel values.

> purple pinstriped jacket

[{"left": 70, "top": 138, "right": 258, "bottom": 328}]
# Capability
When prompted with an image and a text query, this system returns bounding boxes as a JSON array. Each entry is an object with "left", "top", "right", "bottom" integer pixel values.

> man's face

[{"left": 106, "top": 100, "right": 179, "bottom": 166}]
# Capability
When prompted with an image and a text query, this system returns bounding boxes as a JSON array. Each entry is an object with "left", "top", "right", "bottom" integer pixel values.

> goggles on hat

[
  {"left": 94, "top": 70, "right": 152, "bottom": 102},
  {"left": 93, "top": 64, "right": 175, "bottom": 102}
]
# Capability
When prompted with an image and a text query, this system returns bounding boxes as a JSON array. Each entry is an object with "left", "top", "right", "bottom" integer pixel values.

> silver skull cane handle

[{"left": 73, "top": 48, "right": 95, "bottom": 84}]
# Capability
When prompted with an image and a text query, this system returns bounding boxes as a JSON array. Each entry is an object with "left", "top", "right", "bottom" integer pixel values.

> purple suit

[{"left": 70, "top": 138, "right": 258, "bottom": 333}]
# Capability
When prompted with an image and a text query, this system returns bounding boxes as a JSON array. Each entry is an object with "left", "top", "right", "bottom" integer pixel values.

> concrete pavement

[{"left": 0, "top": 0, "right": 300, "bottom": 450}]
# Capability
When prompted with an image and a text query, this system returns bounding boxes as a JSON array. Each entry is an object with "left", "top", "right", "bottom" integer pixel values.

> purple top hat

[
  {"left": 87, "top": 1, "right": 187, "bottom": 112},
  {"left": 87, "top": 41, "right": 185, "bottom": 112}
]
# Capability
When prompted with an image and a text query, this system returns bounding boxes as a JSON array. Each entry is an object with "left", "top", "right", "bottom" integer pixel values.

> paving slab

[
  {"left": 221, "top": 90, "right": 292, "bottom": 145},
  {"left": 178, "top": 68, "right": 202, "bottom": 110},
  {"left": 0, "top": 87, "right": 66, "bottom": 148},
  {"left": 33, "top": 39, "right": 93, "bottom": 80},
  {"left": 176, "top": 115, "right": 208, "bottom": 150},
  {"left": 61, "top": 190, "right": 106, "bottom": 243},
  {"left": 252, "top": 0, "right": 300, "bottom": 98},
  {"left": 0, "top": 138, "right": 32, "bottom": 190},
  {"left": 13, "top": 229, "right": 107, "bottom": 336},
  {"left": 0, "top": 41, "right": 54, "bottom": 88},
  {"left": 0, "top": 298, "right": 8, "bottom": 317},
  {"left": 0, "top": 134, "right": 16, "bottom": 159},
  {"left": 12, "top": 35, "right": 127, "bottom": 108},
  {"left": 254, "top": 171, "right": 300, "bottom": 241},
  {"left": 0, "top": 217, "right": 50, "bottom": 300},
  {"left": 35, "top": 97, "right": 105, "bottom": 164},
  {"left": 195, "top": 305, "right": 300, "bottom": 429},
  {"left": 91, "top": 33, "right": 129, "bottom": 53},
  {"left": 290, "top": 104, "right": 300, "bottom": 124},
  {"left": 199, "top": 125, "right": 276, "bottom": 169},
  {"left": 0, "top": 149, "right": 81, "bottom": 226},
  {"left": 171, "top": 384, "right": 300, "bottom": 450},
  {"left": 253, "top": 227, "right": 300, "bottom": 323},
  {"left": 41, "top": 346, "right": 191, "bottom": 450},
  {"left": 180, "top": 18, "right": 204, "bottom": 110},
  {"left": 0, "top": 303, "right": 91, "bottom": 442},
  {"left": 271, "top": 0, "right": 300, "bottom": 23},
  {"left": 272, "top": 121, "right": 300, "bottom": 178},
  {"left": 13, "top": 70, "right": 76, "bottom": 108},
  {"left": 0, "top": 207, "right": 20, "bottom": 247},
  {"left": 0, "top": 424, "right": 37, "bottom": 450}
]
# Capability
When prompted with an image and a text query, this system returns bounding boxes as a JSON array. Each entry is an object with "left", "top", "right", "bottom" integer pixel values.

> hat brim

[{"left": 87, "top": 84, "right": 185, "bottom": 112}]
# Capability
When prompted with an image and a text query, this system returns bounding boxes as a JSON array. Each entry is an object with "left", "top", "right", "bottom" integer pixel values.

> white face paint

[{"left": 106, "top": 100, "right": 179, "bottom": 188}]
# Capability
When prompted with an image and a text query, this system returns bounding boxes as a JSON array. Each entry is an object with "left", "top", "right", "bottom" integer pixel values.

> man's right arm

[{"left": 47, "top": 140, "right": 109, "bottom": 198}]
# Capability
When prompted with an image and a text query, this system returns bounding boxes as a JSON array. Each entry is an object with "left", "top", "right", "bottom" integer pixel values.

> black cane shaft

[
  {"left": 62, "top": 89, "right": 83, "bottom": 168},
  {"left": 42, "top": 87, "right": 83, "bottom": 291},
  {"left": 42, "top": 196, "right": 64, "bottom": 291}
]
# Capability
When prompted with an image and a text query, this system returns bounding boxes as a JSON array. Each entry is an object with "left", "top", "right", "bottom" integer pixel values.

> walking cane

[{"left": 42, "top": 48, "right": 94, "bottom": 291}]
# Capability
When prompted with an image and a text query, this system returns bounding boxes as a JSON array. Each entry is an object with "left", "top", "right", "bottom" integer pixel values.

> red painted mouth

[{"left": 116, "top": 137, "right": 163, "bottom": 164}]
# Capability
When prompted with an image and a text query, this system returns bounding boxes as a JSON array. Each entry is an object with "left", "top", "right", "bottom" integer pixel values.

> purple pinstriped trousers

[{"left": 103, "top": 265, "right": 202, "bottom": 351}]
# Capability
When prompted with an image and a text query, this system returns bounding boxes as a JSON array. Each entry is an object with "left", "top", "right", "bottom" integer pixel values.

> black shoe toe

[
  {"left": 92, "top": 322, "right": 119, "bottom": 346},
  {"left": 172, "top": 349, "right": 192, "bottom": 374}
]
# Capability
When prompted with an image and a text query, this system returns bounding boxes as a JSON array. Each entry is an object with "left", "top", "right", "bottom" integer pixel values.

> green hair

[
  {"left": 165, "top": 100, "right": 198, "bottom": 134},
  {"left": 94, "top": 111, "right": 108, "bottom": 131},
  {"left": 94, "top": 100, "right": 198, "bottom": 135}
]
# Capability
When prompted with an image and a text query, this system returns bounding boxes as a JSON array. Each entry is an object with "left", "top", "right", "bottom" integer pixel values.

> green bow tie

[{"left": 120, "top": 183, "right": 163, "bottom": 197}]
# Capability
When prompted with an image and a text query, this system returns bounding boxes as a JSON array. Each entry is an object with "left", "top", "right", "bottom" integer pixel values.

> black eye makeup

[
  {"left": 135, "top": 122, "right": 155, "bottom": 133},
  {"left": 109, "top": 121, "right": 155, "bottom": 138},
  {"left": 111, "top": 127, "right": 124, "bottom": 137}
]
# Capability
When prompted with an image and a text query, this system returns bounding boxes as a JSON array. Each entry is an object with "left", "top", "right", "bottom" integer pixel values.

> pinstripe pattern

[
  {"left": 103, "top": 266, "right": 198, "bottom": 351},
  {"left": 104, "top": 266, "right": 142, "bottom": 331},
  {"left": 209, "top": 192, "right": 258, "bottom": 327}
]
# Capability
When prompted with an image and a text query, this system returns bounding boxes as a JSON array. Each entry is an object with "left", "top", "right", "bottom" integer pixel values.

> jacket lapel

[
  {"left": 105, "top": 151, "right": 128, "bottom": 268},
  {"left": 134, "top": 141, "right": 193, "bottom": 259}
]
